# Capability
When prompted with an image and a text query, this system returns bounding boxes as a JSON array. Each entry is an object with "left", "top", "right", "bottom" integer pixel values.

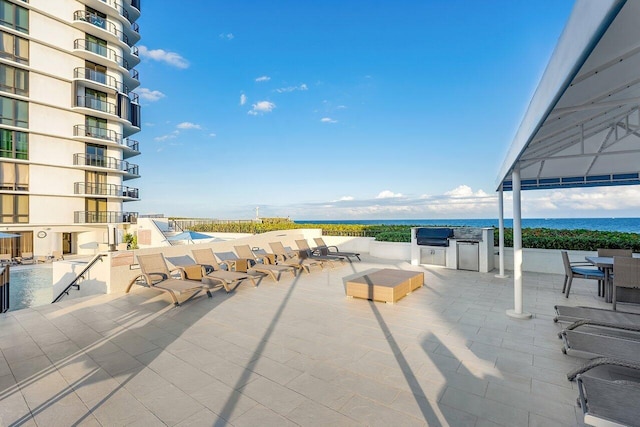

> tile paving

[{"left": 0, "top": 255, "right": 616, "bottom": 426}]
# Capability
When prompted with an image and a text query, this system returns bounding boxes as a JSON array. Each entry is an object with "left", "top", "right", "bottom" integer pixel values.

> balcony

[
  {"left": 74, "top": 39, "right": 129, "bottom": 70},
  {"left": 74, "top": 211, "right": 138, "bottom": 224},
  {"left": 74, "top": 182, "right": 139, "bottom": 199},
  {"left": 75, "top": 95, "right": 118, "bottom": 116},
  {"left": 73, "top": 153, "right": 140, "bottom": 179},
  {"left": 74, "top": 67, "right": 128, "bottom": 94},
  {"left": 72, "top": 10, "right": 130, "bottom": 47}
]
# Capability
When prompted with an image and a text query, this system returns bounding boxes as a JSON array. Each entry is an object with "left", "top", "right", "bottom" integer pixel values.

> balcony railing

[
  {"left": 131, "top": 0, "right": 141, "bottom": 12},
  {"left": 73, "top": 153, "right": 139, "bottom": 175},
  {"left": 131, "top": 22, "right": 139, "bottom": 33},
  {"left": 130, "top": 68, "right": 139, "bottom": 81},
  {"left": 126, "top": 138, "right": 139, "bottom": 151},
  {"left": 74, "top": 67, "right": 128, "bottom": 94},
  {"left": 73, "top": 124, "right": 121, "bottom": 144},
  {"left": 74, "top": 182, "right": 139, "bottom": 198},
  {"left": 74, "top": 211, "right": 138, "bottom": 224},
  {"left": 75, "top": 95, "right": 117, "bottom": 115},
  {"left": 73, "top": 10, "right": 130, "bottom": 46},
  {"left": 96, "top": 0, "right": 130, "bottom": 22},
  {"left": 74, "top": 39, "right": 129, "bottom": 69}
]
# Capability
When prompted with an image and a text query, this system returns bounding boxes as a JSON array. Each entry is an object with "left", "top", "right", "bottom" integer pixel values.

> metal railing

[
  {"left": 74, "top": 67, "right": 129, "bottom": 94},
  {"left": 74, "top": 38, "right": 129, "bottom": 69},
  {"left": 73, "top": 10, "right": 130, "bottom": 46},
  {"left": 75, "top": 95, "right": 117, "bottom": 115},
  {"left": 97, "top": 0, "right": 130, "bottom": 22},
  {"left": 130, "top": 68, "right": 139, "bottom": 81},
  {"left": 74, "top": 211, "right": 138, "bottom": 224},
  {"left": 74, "top": 124, "right": 122, "bottom": 144},
  {"left": 74, "top": 182, "right": 139, "bottom": 199},
  {"left": 0, "top": 265, "right": 8, "bottom": 313},
  {"left": 52, "top": 254, "right": 105, "bottom": 303},
  {"left": 73, "top": 153, "right": 139, "bottom": 175},
  {"left": 126, "top": 138, "right": 139, "bottom": 151}
]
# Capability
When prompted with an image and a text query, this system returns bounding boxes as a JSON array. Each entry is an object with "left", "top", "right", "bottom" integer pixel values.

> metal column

[{"left": 507, "top": 166, "right": 531, "bottom": 319}]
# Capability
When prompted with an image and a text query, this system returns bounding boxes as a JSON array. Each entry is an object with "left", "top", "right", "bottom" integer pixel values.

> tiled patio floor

[{"left": 0, "top": 255, "right": 612, "bottom": 426}]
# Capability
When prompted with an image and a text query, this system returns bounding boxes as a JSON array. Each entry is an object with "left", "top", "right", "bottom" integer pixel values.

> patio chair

[
  {"left": 126, "top": 253, "right": 219, "bottom": 306},
  {"left": 313, "top": 237, "right": 361, "bottom": 262},
  {"left": 268, "top": 242, "right": 323, "bottom": 273},
  {"left": 561, "top": 250, "right": 605, "bottom": 298},
  {"left": 295, "top": 239, "right": 346, "bottom": 267},
  {"left": 559, "top": 319, "right": 640, "bottom": 361},
  {"left": 568, "top": 358, "right": 640, "bottom": 427},
  {"left": 597, "top": 248, "right": 633, "bottom": 257},
  {"left": 612, "top": 256, "right": 640, "bottom": 311},
  {"left": 233, "top": 245, "right": 297, "bottom": 281},
  {"left": 191, "top": 248, "right": 258, "bottom": 291},
  {"left": 0, "top": 254, "right": 12, "bottom": 266},
  {"left": 554, "top": 305, "right": 640, "bottom": 324}
]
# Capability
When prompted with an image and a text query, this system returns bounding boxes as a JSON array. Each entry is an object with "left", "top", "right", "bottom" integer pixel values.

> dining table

[{"left": 585, "top": 254, "right": 640, "bottom": 303}]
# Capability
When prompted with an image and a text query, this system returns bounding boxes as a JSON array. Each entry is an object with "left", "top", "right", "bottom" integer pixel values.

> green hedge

[{"left": 190, "top": 222, "right": 640, "bottom": 251}]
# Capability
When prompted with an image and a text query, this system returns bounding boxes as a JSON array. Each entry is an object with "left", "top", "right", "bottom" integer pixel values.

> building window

[
  {"left": 0, "top": 63, "right": 27, "bottom": 95},
  {"left": 0, "top": 96, "right": 27, "bottom": 127},
  {"left": 85, "top": 34, "right": 107, "bottom": 57},
  {"left": 0, "top": 31, "right": 28, "bottom": 64},
  {"left": 0, "top": 0, "right": 28, "bottom": 33},
  {"left": 0, "top": 193, "right": 27, "bottom": 223},
  {"left": 0, "top": 129, "right": 27, "bottom": 159},
  {"left": 0, "top": 161, "right": 27, "bottom": 190},
  {"left": 85, "top": 115, "right": 108, "bottom": 139}
]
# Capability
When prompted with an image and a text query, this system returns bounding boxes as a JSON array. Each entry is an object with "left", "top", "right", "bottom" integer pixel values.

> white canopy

[{"left": 497, "top": 0, "right": 640, "bottom": 191}]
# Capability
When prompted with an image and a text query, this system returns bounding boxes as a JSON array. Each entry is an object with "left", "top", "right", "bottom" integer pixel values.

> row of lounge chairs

[
  {"left": 554, "top": 305, "right": 640, "bottom": 426},
  {"left": 126, "top": 239, "right": 360, "bottom": 307}
]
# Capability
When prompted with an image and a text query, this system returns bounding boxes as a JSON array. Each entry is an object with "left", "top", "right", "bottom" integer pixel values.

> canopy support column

[
  {"left": 507, "top": 166, "right": 531, "bottom": 319},
  {"left": 496, "top": 185, "right": 508, "bottom": 279}
]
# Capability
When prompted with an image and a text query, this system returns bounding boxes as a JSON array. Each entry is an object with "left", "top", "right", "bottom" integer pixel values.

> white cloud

[
  {"left": 240, "top": 93, "right": 247, "bottom": 106},
  {"left": 321, "top": 117, "right": 337, "bottom": 124},
  {"left": 445, "top": 185, "right": 488, "bottom": 198},
  {"left": 331, "top": 196, "right": 353, "bottom": 202},
  {"left": 209, "top": 133, "right": 217, "bottom": 138},
  {"left": 376, "top": 190, "right": 403, "bottom": 199},
  {"left": 275, "top": 84, "right": 308, "bottom": 93},
  {"left": 255, "top": 76, "right": 271, "bottom": 82},
  {"left": 248, "top": 101, "right": 276, "bottom": 115},
  {"left": 219, "top": 33, "right": 234, "bottom": 41},
  {"left": 138, "top": 46, "right": 189, "bottom": 69},
  {"left": 176, "top": 122, "right": 202, "bottom": 130},
  {"left": 136, "top": 88, "right": 165, "bottom": 102},
  {"left": 154, "top": 130, "right": 179, "bottom": 142}
]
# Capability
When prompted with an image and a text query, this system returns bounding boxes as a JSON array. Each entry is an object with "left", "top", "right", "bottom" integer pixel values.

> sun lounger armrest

[{"left": 568, "top": 357, "right": 640, "bottom": 381}]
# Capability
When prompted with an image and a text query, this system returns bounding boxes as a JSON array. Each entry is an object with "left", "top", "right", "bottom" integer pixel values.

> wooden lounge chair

[
  {"left": 126, "top": 253, "right": 220, "bottom": 306},
  {"left": 268, "top": 242, "right": 322, "bottom": 273},
  {"left": 52, "top": 250, "right": 64, "bottom": 261},
  {"left": 17, "top": 252, "right": 34, "bottom": 265},
  {"left": 192, "top": 248, "right": 258, "bottom": 291},
  {"left": 569, "top": 358, "right": 640, "bottom": 426},
  {"left": 295, "top": 239, "right": 346, "bottom": 267},
  {"left": 313, "top": 237, "right": 361, "bottom": 262},
  {"left": 561, "top": 250, "right": 604, "bottom": 297},
  {"left": 233, "top": 245, "right": 296, "bottom": 281},
  {"left": 0, "top": 254, "right": 13, "bottom": 266}
]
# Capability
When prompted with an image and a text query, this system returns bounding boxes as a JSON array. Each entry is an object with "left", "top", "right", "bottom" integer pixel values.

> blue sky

[{"left": 132, "top": 0, "right": 637, "bottom": 220}]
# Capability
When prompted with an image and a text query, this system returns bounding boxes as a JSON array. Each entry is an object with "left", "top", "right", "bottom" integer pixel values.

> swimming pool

[{"left": 9, "top": 265, "right": 53, "bottom": 311}]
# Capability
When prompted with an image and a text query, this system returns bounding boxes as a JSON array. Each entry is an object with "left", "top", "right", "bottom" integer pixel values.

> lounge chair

[
  {"left": 295, "top": 239, "right": 346, "bottom": 267},
  {"left": 192, "top": 248, "right": 258, "bottom": 291},
  {"left": 612, "top": 256, "right": 640, "bottom": 311},
  {"left": 52, "top": 250, "right": 64, "bottom": 261},
  {"left": 568, "top": 358, "right": 640, "bottom": 426},
  {"left": 0, "top": 254, "right": 12, "bottom": 266},
  {"left": 268, "top": 241, "right": 323, "bottom": 273},
  {"left": 233, "top": 245, "right": 297, "bottom": 281},
  {"left": 313, "top": 237, "right": 361, "bottom": 262},
  {"left": 16, "top": 252, "right": 34, "bottom": 265},
  {"left": 559, "top": 319, "right": 640, "bottom": 361},
  {"left": 561, "top": 250, "right": 605, "bottom": 297},
  {"left": 554, "top": 305, "right": 640, "bottom": 324},
  {"left": 126, "top": 253, "right": 220, "bottom": 306}
]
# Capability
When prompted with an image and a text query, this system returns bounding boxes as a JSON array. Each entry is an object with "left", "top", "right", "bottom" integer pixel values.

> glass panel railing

[
  {"left": 73, "top": 153, "right": 138, "bottom": 174},
  {"left": 73, "top": 125, "right": 122, "bottom": 144},
  {"left": 74, "top": 182, "right": 139, "bottom": 198},
  {"left": 125, "top": 139, "right": 139, "bottom": 151},
  {"left": 73, "top": 11, "right": 130, "bottom": 46},
  {"left": 74, "top": 211, "right": 138, "bottom": 224},
  {"left": 74, "top": 39, "right": 129, "bottom": 69},
  {"left": 75, "top": 95, "right": 117, "bottom": 115},
  {"left": 74, "top": 67, "right": 129, "bottom": 94}
]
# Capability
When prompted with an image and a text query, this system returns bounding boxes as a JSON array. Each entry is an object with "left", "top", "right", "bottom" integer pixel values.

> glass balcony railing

[
  {"left": 73, "top": 153, "right": 139, "bottom": 175},
  {"left": 96, "top": 0, "right": 130, "bottom": 22},
  {"left": 74, "top": 211, "right": 138, "bottom": 224},
  {"left": 75, "top": 95, "right": 117, "bottom": 115},
  {"left": 74, "top": 39, "right": 129, "bottom": 69},
  {"left": 126, "top": 138, "right": 139, "bottom": 151},
  {"left": 74, "top": 125, "right": 122, "bottom": 144},
  {"left": 73, "top": 10, "right": 130, "bottom": 46},
  {"left": 74, "top": 67, "right": 129, "bottom": 94},
  {"left": 74, "top": 182, "right": 139, "bottom": 199},
  {"left": 129, "top": 68, "right": 139, "bottom": 81}
]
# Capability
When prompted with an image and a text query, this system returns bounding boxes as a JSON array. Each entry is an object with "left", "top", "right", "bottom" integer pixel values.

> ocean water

[{"left": 296, "top": 218, "right": 640, "bottom": 233}]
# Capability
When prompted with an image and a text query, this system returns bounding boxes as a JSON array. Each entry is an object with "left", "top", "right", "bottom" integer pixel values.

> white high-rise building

[{"left": 0, "top": 0, "right": 142, "bottom": 258}]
